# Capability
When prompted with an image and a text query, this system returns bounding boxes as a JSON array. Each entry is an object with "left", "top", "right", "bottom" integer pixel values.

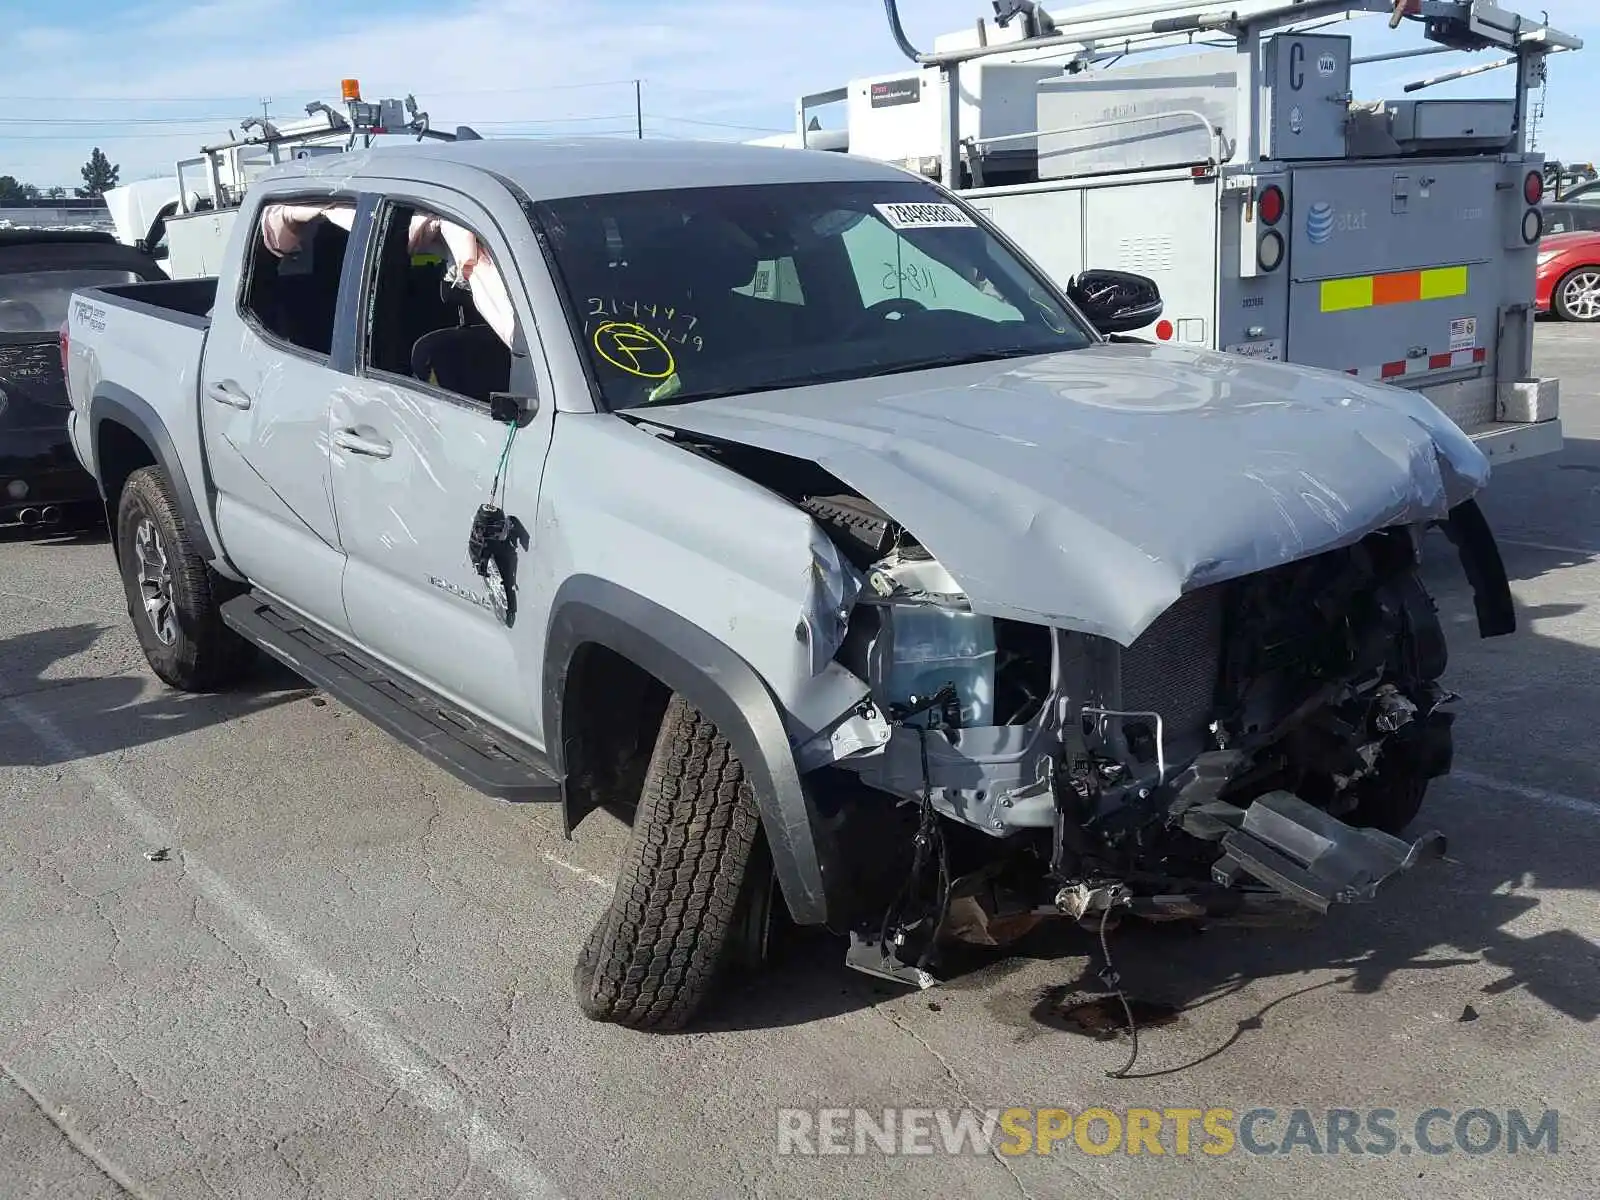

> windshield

[
  {"left": 0, "top": 268, "right": 141, "bottom": 333},
  {"left": 533, "top": 180, "right": 1093, "bottom": 410}
]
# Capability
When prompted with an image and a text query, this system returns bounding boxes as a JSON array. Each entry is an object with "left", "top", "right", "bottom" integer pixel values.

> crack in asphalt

[{"left": 872, "top": 1008, "right": 1040, "bottom": 1200}]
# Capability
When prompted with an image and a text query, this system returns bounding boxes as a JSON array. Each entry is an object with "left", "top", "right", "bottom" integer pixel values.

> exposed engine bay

[{"left": 671, "top": 432, "right": 1512, "bottom": 989}]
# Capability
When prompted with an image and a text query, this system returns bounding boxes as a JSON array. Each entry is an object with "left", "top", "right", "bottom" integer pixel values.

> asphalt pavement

[{"left": 1, "top": 326, "right": 1597, "bottom": 1199}]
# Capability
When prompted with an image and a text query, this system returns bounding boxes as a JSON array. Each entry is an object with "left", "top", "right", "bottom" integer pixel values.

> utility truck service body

[
  {"left": 776, "top": 0, "right": 1580, "bottom": 464},
  {"left": 65, "top": 137, "right": 1516, "bottom": 1030},
  {"left": 105, "top": 83, "right": 475, "bottom": 280}
]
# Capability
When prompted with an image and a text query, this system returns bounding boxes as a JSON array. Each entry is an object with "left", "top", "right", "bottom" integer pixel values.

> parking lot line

[
  {"left": 0, "top": 1060, "right": 148, "bottom": 1198},
  {"left": 542, "top": 852, "right": 614, "bottom": 891},
  {"left": 1497, "top": 538, "right": 1600, "bottom": 558},
  {"left": 1449, "top": 767, "right": 1599, "bottom": 816},
  {"left": 1, "top": 694, "right": 566, "bottom": 1200}
]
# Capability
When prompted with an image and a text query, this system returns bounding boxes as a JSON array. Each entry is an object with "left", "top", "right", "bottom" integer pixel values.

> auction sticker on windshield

[{"left": 874, "top": 202, "right": 976, "bottom": 230}]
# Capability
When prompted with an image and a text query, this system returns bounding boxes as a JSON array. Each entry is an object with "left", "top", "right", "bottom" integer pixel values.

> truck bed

[
  {"left": 87, "top": 277, "right": 217, "bottom": 323},
  {"left": 64, "top": 278, "right": 219, "bottom": 525}
]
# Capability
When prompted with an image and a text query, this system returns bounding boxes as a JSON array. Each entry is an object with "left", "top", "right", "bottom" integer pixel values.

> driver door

[{"left": 329, "top": 189, "right": 556, "bottom": 734}]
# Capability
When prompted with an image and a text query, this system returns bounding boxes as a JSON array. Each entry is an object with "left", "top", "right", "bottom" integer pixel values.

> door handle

[
  {"left": 205, "top": 380, "right": 252, "bottom": 410},
  {"left": 333, "top": 429, "right": 393, "bottom": 460}
]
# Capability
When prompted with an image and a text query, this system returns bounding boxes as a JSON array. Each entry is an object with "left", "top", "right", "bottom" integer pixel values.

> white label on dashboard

[{"left": 1224, "top": 338, "right": 1282, "bottom": 360}]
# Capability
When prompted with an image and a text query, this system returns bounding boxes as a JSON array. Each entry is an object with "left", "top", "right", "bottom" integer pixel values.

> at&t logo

[{"left": 1305, "top": 201, "right": 1367, "bottom": 245}]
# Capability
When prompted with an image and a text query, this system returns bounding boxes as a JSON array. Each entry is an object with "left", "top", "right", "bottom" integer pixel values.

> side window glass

[
  {"left": 241, "top": 200, "right": 356, "bottom": 356},
  {"left": 1579, "top": 209, "right": 1600, "bottom": 232},
  {"left": 364, "top": 203, "right": 518, "bottom": 405}
]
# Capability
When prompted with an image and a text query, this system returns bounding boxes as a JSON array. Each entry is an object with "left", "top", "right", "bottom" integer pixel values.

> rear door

[
  {"left": 198, "top": 195, "right": 360, "bottom": 632},
  {"left": 1285, "top": 161, "right": 1499, "bottom": 382}
]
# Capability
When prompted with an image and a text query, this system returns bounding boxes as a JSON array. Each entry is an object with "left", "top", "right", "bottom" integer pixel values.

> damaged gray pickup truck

[{"left": 64, "top": 138, "right": 1516, "bottom": 1030}]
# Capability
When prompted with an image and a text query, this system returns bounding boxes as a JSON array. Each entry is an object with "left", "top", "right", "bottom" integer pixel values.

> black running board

[{"left": 221, "top": 594, "right": 561, "bottom": 802}]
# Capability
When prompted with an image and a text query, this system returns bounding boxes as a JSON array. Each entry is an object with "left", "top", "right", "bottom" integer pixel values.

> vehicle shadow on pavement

[
  {"left": 1474, "top": 435, "right": 1600, "bottom": 583},
  {"left": 701, "top": 928, "right": 916, "bottom": 1032},
  {"left": 0, "top": 621, "right": 314, "bottom": 768},
  {"left": 0, "top": 520, "right": 108, "bottom": 547}
]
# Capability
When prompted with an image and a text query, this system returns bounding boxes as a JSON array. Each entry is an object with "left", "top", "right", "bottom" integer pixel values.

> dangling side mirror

[
  {"left": 1067, "top": 269, "right": 1164, "bottom": 336},
  {"left": 489, "top": 391, "right": 538, "bottom": 424}
]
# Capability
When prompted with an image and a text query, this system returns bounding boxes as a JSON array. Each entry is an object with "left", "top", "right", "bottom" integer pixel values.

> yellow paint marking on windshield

[{"left": 593, "top": 322, "right": 677, "bottom": 380}]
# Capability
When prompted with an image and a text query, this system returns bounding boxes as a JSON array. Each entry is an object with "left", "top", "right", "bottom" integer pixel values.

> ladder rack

[{"left": 875, "top": 0, "right": 1581, "bottom": 186}]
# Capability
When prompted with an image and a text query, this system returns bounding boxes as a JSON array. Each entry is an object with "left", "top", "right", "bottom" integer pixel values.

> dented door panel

[
  {"left": 331, "top": 375, "right": 553, "bottom": 733},
  {"left": 201, "top": 324, "right": 351, "bottom": 633}
]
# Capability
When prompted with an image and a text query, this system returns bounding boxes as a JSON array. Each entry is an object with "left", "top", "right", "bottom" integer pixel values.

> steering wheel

[{"left": 846, "top": 296, "right": 927, "bottom": 337}]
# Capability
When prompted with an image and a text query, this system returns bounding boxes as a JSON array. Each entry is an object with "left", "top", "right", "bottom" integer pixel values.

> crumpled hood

[{"left": 640, "top": 341, "right": 1490, "bottom": 646}]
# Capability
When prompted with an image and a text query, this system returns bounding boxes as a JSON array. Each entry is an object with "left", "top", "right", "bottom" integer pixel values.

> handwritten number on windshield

[{"left": 880, "top": 262, "right": 938, "bottom": 299}]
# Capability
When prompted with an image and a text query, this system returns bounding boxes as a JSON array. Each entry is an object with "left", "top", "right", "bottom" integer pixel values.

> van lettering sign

[{"left": 869, "top": 78, "right": 921, "bottom": 108}]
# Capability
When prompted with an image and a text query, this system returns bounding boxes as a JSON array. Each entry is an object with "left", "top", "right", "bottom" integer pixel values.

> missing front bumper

[{"left": 1210, "top": 790, "right": 1446, "bottom": 913}]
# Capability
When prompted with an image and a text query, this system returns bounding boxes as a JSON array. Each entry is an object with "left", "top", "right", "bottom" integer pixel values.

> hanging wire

[
  {"left": 489, "top": 420, "right": 519, "bottom": 505},
  {"left": 1099, "top": 903, "right": 1142, "bottom": 1079}
]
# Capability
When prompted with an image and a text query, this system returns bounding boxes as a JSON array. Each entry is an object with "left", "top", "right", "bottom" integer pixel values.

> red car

[{"left": 1536, "top": 230, "right": 1600, "bottom": 322}]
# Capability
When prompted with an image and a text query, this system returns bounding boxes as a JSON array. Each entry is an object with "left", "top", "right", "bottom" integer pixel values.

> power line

[
  {"left": 0, "top": 78, "right": 649, "bottom": 104},
  {"left": 0, "top": 116, "right": 237, "bottom": 126},
  {"left": 469, "top": 114, "right": 640, "bottom": 127},
  {"left": 646, "top": 114, "right": 791, "bottom": 133}
]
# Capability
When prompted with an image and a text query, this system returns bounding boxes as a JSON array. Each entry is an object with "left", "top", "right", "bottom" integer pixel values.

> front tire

[
  {"left": 1346, "top": 773, "right": 1428, "bottom": 836},
  {"left": 1552, "top": 267, "right": 1600, "bottom": 322},
  {"left": 115, "top": 466, "right": 253, "bottom": 692},
  {"left": 575, "top": 694, "right": 764, "bottom": 1031}
]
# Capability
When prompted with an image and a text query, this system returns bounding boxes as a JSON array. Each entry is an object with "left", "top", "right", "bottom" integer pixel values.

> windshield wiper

[
  {"left": 634, "top": 380, "right": 795, "bottom": 408},
  {"left": 628, "top": 348, "right": 1051, "bottom": 409},
  {"left": 854, "top": 348, "right": 1046, "bottom": 379}
]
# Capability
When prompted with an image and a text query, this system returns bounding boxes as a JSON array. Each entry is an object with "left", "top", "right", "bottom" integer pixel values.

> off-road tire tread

[
  {"left": 575, "top": 694, "right": 760, "bottom": 1030},
  {"left": 117, "top": 466, "right": 253, "bottom": 692}
]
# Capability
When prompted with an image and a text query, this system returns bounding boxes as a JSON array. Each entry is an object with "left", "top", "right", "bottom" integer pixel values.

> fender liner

[
  {"left": 1440, "top": 497, "right": 1515, "bottom": 639},
  {"left": 544, "top": 575, "right": 843, "bottom": 927},
  {"left": 89, "top": 383, "right": 214, "bottom": 562}
]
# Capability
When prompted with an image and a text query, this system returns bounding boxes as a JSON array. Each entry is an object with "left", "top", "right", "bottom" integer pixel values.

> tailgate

[
  {"left": 65, "top": 285, "right": 210, "bottom": 417},
  {"left": 1285, "top": 161, "right": 1500, "bottom": 384}
]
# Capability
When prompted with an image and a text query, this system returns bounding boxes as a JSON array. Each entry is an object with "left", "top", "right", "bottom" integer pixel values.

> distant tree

[
  {"left": 45, "top": 186, "right": 67, "bottom": 199},
  {"left": 0, "top": 176, "right": 40, "bottom": 202},
  {"left": 75, "top": 148, "right": 120, "bottom": 197}
]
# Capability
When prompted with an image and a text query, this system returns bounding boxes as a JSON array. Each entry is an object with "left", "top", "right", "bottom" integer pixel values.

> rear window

[{"left": 0, "top": 268, "right": 142, "bottom": 334}]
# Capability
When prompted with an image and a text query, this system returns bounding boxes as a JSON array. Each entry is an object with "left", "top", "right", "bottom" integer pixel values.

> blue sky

[{"left": 1, "top": 0, "right": 1595, "bottom": 189}]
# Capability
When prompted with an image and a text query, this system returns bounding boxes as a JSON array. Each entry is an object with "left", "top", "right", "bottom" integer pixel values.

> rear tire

[
  {"left": 1552, "top": 267, "right": 1600, "bottom": 322},
  {"left": 115, "top": 466, "right": 254, "bottom": 692},
  {"left": 575, "top": 694, "right": 764, "bottom": 1031}
]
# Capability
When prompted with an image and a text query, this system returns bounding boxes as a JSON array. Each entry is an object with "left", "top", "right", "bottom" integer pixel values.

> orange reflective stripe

[{"left": 1372, "top": 271, "right": 1422, "bottom": 306}]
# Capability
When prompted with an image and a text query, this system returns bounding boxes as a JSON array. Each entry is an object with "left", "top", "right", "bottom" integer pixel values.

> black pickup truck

[{"left": 1, "top": 229, "right": 164, "bottom": 527}]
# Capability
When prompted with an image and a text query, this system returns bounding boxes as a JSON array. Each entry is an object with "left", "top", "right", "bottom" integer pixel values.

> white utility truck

[
  {"left": 106, "top": 83, "right": 475, "bottom": 279},
  {"left": 774, "top": 0, "right": 1581, "bottom": 463}
]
